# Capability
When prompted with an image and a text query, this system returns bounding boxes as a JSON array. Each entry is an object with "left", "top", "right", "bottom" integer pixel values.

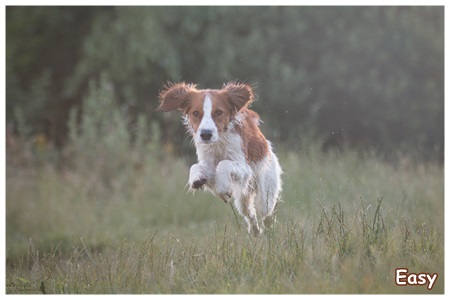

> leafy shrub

[{"left": 67, "top": 74, "right": 161, "bottom": 192}]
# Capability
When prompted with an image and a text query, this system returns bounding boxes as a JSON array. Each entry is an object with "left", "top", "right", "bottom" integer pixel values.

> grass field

[{"left": 5, "top": 143, "right": 444, "bottom": 294}]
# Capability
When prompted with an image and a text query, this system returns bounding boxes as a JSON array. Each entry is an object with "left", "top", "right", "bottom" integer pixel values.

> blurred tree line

[{"left": 6, "top": 6, "right": 444, "bottom": 161}]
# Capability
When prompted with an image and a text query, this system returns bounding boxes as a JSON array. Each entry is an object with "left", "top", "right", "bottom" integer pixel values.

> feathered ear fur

[
  {"left": 158, "top": 82, "right": 197, "bottom": 112},
  {"left": 221, "top": 82, "right": 255, "bottom": 112}
]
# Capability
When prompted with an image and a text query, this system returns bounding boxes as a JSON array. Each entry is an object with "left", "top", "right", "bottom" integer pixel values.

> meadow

[
  {"left": 5, "top": 143, "right": 444, "bottom": 294},
  {"left": 5, "top": 83, "right": 444, "bottom": 294}
]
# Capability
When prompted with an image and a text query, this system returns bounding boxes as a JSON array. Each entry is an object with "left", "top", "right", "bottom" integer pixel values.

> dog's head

[{"left": 158, "top": 82, "right": 254, "bottom": 144}]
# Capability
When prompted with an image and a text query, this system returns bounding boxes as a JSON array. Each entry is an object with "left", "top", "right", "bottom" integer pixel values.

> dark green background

[{"left": 6, "top": 6, "right": 444, "bottom": 160}]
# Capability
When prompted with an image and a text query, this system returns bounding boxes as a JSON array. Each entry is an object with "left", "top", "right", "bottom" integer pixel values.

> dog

[{"left": 158, "top": 82, "right": 282, "bottom": 236}]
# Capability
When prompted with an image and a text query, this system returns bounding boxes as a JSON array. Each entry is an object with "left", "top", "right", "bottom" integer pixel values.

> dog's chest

[{"left": 196, "top": 132, "right": 246, "bottom": 165}]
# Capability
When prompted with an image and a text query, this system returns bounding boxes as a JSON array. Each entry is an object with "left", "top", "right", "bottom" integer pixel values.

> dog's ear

[
  {"left": 222, "top": 82, "right": 255, "bottom": 112},
  {"left": 158, "top": 82, "right": 197, "bottom": 112}
]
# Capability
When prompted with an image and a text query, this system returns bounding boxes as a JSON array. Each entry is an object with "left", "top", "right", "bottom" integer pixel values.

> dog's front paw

[{"left": 191, "top": 178, "right": 207, "bottom": 189}]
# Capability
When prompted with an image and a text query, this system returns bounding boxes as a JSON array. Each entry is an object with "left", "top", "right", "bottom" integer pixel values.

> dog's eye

[
  {"left": 215, "top": 110, "right": 223, "bottom": 117},
  {"left": 192, "top": 111, "right": 200, "bottom": 117}
]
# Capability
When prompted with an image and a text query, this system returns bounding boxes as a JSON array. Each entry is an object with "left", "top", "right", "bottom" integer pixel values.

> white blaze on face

[{"left": 196, "top": 94, "right": 219, "bottom": 143}]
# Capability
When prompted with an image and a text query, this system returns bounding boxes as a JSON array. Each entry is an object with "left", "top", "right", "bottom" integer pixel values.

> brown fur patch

[
  {"left": 234, "top": 109, "right": 269, "bottom": 163},
  {"left": 158, "top": 82, "right": 197, "bottom": 112}
]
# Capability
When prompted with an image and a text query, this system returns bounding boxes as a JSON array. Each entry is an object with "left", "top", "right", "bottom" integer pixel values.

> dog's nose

[{"left": 200, "top": 129, "right": 213, "bottom": 141}]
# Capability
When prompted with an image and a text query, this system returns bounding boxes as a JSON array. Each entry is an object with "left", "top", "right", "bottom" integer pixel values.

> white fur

[
  {"left": 188, "top": 111, "right": 282, "bottom": 237},
  {"left": 195, "top": 95, "right": 219, "bottom": 144}
]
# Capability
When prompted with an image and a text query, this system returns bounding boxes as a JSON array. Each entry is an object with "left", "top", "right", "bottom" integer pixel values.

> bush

[{"left": 67, "top": 74, "right": 161, "bottom": 192}]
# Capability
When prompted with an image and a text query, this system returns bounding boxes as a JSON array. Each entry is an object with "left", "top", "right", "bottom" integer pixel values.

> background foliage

[{"left": 6, "top": 6, "right": 444, "bottom": 160}]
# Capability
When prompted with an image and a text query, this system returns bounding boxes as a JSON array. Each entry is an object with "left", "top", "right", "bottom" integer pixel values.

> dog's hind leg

[
  {"left": 234, "top": 193, "right": 261, "bottom": 237},
  {"left": 255, "top": 152, "right": 283, "bottom": 229},
  {"left": 257, "top": 184, "right": 279, "bottom": 229}
]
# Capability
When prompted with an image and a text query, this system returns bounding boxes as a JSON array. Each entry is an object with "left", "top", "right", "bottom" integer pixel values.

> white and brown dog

[{"left": 158, "top": 82, "right": 282, "bottom": 236}]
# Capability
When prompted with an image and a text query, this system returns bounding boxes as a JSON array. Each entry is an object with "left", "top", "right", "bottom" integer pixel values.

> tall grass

[{"left": 5, "top": 78, "right": 444, "bottom": 294}]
